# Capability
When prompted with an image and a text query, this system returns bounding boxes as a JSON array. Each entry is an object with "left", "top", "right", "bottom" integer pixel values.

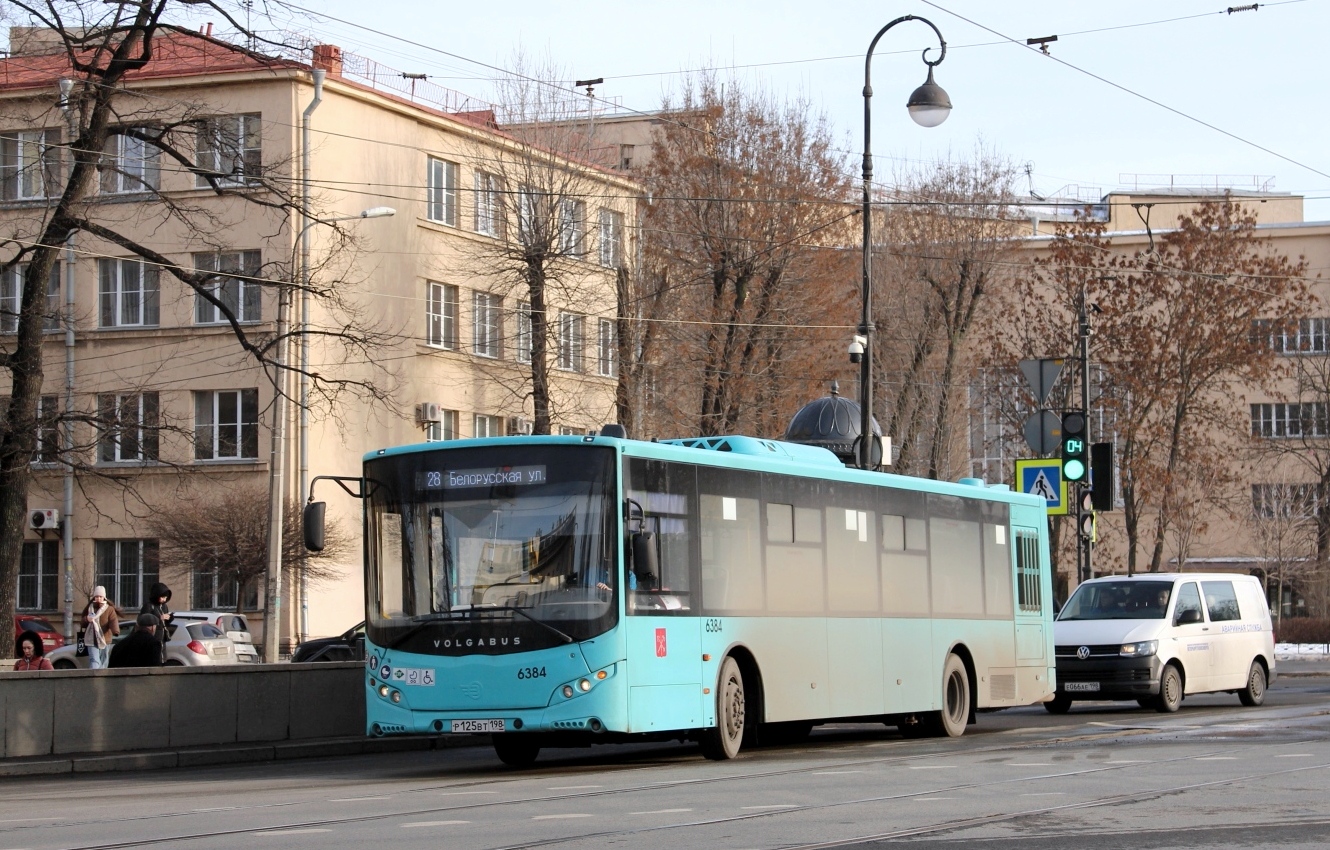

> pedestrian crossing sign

[{"left": 1015, "top": 458, "right": 1067, "bottom": 515}]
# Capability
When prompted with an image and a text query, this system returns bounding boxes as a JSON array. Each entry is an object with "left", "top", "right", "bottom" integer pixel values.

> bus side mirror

[
  {"left": 1175, "top": 608, "right": 1202, "bottom": 626},
  {"left": 303, "top": 501, "right": 326, "bottom": 552},
  {"left": 631, "top": 531, "right": 658, "bottom": 586}
]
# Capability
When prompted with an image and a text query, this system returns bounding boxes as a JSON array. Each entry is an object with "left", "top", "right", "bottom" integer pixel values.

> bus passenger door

[{"left": 1013, "top": 525, "right": 1053, "bottom": 703}]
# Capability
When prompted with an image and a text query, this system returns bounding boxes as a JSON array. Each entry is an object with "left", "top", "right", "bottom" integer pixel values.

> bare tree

[
  {"left": 1248, "top": 473, "right": 1319, "bottom": 625},
  {"left": 0, "top": 4, "right": 395, "bottom": 645},
  {"left": 443, "top": 56, "right": 632, "bottom": 435},
  {"left": 875, "top": 146, "right": 1022, "bottom": 479},
  {"left": 149, "top": 485, "right": 347, "bottom": 613},
  {"left": 638, "top": 74, "right": 856, "bottom": 439},
  {"left": 989, "top": 197, "right": 1307, "bottom": 572}
]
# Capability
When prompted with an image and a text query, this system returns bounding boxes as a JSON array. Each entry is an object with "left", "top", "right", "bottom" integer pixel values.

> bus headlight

[
  {"left": 1120, "top": 640, "right": 1158, "bottom": 658},
  {"left": 391, "top": 690, "right": 402, "bottom": 703},
  {"left": 379, "top": 684, "right": 390, "bottom": 698},
  {"left": 578, "top": 678, "right": 592, "bottom": 692},
  {"left": 563, "top": 685, "right": 575, "bottom": 699}
]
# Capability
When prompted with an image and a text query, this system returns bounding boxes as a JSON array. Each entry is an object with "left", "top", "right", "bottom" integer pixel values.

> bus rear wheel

[
  {"left": 493, "top": 734, "right": 541, "bottom": 767},
  {"left": 700, "top": 657, "right": 745, "bottom": 760},
  {"left": 936, "top": 654, "right": 971, "bottom": 737}
]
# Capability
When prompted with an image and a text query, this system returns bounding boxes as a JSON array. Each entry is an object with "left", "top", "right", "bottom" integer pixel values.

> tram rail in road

[{"left": 5, "top": 685, "right": 1330, "bottom": 850}]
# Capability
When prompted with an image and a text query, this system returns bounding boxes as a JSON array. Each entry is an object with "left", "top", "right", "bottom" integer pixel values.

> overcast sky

[{"left": 246, "top": 0, "right": 1326, "bottom": 220}]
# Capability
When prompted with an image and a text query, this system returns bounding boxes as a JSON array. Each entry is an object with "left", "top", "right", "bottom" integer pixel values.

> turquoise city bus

[{"left": 304, "top": 429, "right": 1055, "bottom": 766}]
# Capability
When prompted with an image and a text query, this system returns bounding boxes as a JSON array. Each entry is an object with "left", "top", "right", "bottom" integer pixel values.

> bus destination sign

[{"left": 417, "top": 466, "right": 547, "bottom": 490}]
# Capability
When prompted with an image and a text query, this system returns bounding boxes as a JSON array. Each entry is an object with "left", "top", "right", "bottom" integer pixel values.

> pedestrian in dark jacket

[
  {"left": 14, "top": 630, "right": 54, "bottom": 671},
  {"left": 139, "top": 581, "right": 173, "bottom": 658},
  {"left": 109, "top": 613, "right": 164, "bottom": 668}
]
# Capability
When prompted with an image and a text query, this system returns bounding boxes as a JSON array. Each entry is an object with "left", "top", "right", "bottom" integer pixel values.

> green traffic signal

[{"left": 1064, "top": 457, "right": 1086, "bottom": 482}]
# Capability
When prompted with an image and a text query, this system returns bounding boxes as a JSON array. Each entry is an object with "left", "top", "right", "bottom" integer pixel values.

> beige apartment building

[
  {"left": 2, "top": 29, "right": 640, "bottom": 648},
  {"left": 979, "top": 187, "right": 1330, "bottom": 606}
]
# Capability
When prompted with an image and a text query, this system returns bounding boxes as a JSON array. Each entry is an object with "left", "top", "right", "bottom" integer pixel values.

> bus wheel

[
  {"left": 700, "top": 657, "right": 745, "bottom": 760},
  {"left": 1154, "top": 663, "right": 1183, "bottom": 713},
  {"left": 937, "top": 654, "right": 971, "bottom": 737},
  {"left": 1238, "top": 660, "right": 1267, "bottom": 707},
  {"left": 493, "top": 734, "right": 541, "bottom": 767},
  {"left": 1044, "top": 692, "right": 1072, "bottom": 714}
]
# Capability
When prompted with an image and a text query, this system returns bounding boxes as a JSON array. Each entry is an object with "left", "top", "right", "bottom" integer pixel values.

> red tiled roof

[{"left": 0, "top": 27, "right": 300, "bottom": 93}]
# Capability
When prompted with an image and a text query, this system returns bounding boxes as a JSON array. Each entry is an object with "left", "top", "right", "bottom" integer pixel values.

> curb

[{"left": 0, "top": 733, "right": 489, "bottom": 779}]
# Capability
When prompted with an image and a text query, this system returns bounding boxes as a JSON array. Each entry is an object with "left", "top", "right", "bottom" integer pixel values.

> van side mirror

[
  {"left": 1175, "top": 608, "right": 1202, "bottom": 626},
  {"left": 631, "top": 531, "right": 658, "bottom": 587},
  {"left": 303, "top": 501, "right": 326, "bottom": 552}
]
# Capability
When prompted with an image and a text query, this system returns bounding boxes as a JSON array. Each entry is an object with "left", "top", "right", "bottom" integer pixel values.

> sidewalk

[{"left": 0, "top": 732, "right": 487, "bottom": 778}]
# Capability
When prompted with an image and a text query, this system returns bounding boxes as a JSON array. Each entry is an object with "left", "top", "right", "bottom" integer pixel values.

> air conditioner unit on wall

[
  {"left": 415, "top": 402, "right": 442, "bottom": 424},
  {"left": 508, "top": 417, "right": 533, "bottom": 436},
  {"left": 30, "top": 509, "right": 59, "bottom": 530}
]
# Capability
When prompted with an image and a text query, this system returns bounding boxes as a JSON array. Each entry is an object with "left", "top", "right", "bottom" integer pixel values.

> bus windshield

[
  {"left": 364, "top": 445, "right": 617, "bottom": 653},
  {"left": 1057, "top": 580, "right": 1173, "bottom": 621}
]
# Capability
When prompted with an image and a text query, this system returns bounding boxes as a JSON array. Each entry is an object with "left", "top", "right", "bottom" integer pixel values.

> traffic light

[
  {"left": 1090, "top": 442, "right": 1115, "bottom": 511},
  {"left": 1078, "top": 486, "right": 1095, "bottom": 540},
  {"left": 1061, "top": 410, "right": 1088, "bottom": 483}
]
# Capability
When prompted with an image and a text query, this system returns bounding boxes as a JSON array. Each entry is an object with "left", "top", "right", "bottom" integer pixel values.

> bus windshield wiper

[
  {"left": 479, "top": 604, "right": 574, "bottom": 644},
  {"left": 386, "top": 611, "right": 468, "bottom": 648}
]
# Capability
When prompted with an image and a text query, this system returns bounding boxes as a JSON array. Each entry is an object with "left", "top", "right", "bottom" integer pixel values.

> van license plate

[
  {"left": 452, "top": 719, "right": 505, "bottom": 733},
  {"left": 1065, "top": 682, "right": 1100, "bottom": 692}
]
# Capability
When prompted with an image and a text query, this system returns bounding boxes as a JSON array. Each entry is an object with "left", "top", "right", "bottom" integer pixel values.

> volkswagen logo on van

[{"left": 1076, "top": 646, "right": 1091, "bottom": 660}]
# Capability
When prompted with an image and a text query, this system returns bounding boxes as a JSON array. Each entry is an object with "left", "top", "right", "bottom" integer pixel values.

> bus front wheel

[
  {"left": 493, "top": 734, "right": 541, "bottom": 767},
  {"left": 700, "top": 657, "right": 746, "bottom": 760}
]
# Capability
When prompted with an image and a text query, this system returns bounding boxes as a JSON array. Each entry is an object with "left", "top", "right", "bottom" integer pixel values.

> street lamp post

[
  {"left": 858, "top": 15, "right": 952, "bottom": 470},
  {"left": 262, "top": 205, "right": 395, "bottom": 662}
]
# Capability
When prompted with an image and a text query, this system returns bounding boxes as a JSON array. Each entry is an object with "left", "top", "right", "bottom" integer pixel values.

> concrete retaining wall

[{"left": 0, "top": 662, "right": 365, "bottom": 760}]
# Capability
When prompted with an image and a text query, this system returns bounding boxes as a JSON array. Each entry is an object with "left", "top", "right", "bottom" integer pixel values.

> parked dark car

[
  {"left": 14, "top": 615, "right": 66, "bottom": 653},
  {"left": 291, "top": 622, "right": 364, "bottom": 663}
]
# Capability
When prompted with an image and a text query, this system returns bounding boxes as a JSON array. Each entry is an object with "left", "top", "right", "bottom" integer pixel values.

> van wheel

[
  {"left": 492, "top": 734, "right": 541, "bottom": 767},
  {"left": 1154, "top": 664, "right": 1183, "bottom": 713},
  {"left": 1238, "top": 660, "right": 1267, "bottom": 707},
  {"left": 1044, "top": 692, "right": 1072, "bottom": 714},
  {"left": 700, "top": 657, "right": 745, "bottom": 760}
]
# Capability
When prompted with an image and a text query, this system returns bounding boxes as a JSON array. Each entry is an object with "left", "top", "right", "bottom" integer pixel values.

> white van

[{"left": 1049, "top": 573, "right": 1275, "bottom": 713}]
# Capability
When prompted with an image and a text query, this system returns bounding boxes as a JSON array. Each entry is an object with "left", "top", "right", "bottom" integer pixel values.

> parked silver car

[
  {"left": 47, "top": 620, "right": 239, "bottom": 668},
  {"left": 171, "top": 611, "right": 258, "bottom": 662}
]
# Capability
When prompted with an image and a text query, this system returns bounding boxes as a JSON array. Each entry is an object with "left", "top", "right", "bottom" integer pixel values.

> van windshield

[{"left": 1058, "top": 580, "right": 1174, "bottom": 620}]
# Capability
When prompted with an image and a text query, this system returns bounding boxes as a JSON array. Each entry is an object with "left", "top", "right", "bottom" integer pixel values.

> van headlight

[{"left": 1119, "top": 640, "right": 1158, "bottom": 658}]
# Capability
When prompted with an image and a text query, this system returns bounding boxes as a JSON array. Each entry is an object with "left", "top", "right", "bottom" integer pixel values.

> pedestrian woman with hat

[{"left": 81, "top": 585, "right": 120, "bottom": 669}]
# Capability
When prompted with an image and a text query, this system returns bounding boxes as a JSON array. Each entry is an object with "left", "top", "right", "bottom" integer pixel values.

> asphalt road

[{"left": 4, "top": 677, "right": 1330, "bottom": 850}]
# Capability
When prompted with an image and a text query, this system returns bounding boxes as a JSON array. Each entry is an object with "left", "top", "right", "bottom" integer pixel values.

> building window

[
  {"left": 97, "top": 392, "right": 159, "bottom": 463},
  {"left": 1252, "top": 483, "right": 1321, "bottom": 519},
  {"left": 1251, "top": 402, "right": 1329, "bottom": 439},
  {"left": 560, "top": 199, "right": 586, "bottom": 256},
  {"left": 559, "top": 425, "right": 583, "bottom": 436},
  {"left": 94, "top": 539, "right": 159, "bottom": 610},
  {"left": 474, "top": 171, "right": 503, "bottom": 237},
  {"left": 1, "top": 261, "right": 61, "bottom": 333},
  {"left": 517, "top": 184, "right": 544, "bottom": 242},
  {"left": 473, "top": 413, "right": 503, "bottom": 438},
  {"left": 426, "top": 157, "right": 458, "bottom": 226},
  {"left": 597, "top": 318, "right": 617, "bottom": 377},
  {"left": 35, "top": 394, "right": 59, "bottom": 464},
  {"left": 194, "top": 389, "right": 259, "bottom": 460},
  {"left": 473, "top": 291, "right": 502, "bottom": 358},
  {"left": 18, "top": 540, "right": 59, "bottom": 611},
  {"left": 618, "top": 144, "right": 635, "bottom": 170},
  {"left": 515, "top": 301, "right": 532, "bottom": 363},
  {"left": 598, "top": 208, "right": 624, "bottom": 268},
  {"left": 426, "top": 282, "right": 458, "bottom": 348},
  {"left": 101, "top": 131, "right": 160, "bottom": 194},
  {"left": 1253, "top": 317, "right": 1330, "bottom": 355},
  {"left": 98, "top": 258, "right": 159, "bottom": 327},
  {"left": 425, "top": 409, "right": 459, "bottom": 442},
  {"left": 195, "top": 114, "right": 261, "bottom": 187},
  {"left": 0, "top": 129, "right": 62, "bottom": 200},
  {"left": 191, "top": 564, "right": 257, "bottom": 610},
  {"left": 194, "top": 251, "right": 261, "bottom": 324},
  {"left": 558, "top": 311, "right": 585, "bottom": 372}
]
